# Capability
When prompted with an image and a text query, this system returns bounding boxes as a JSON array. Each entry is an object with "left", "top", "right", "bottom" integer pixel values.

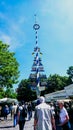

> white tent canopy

[
  {"left": 45, "top": 84, "right": 73, "bottom": 102},
  {"left": 0, "top": 98, "right": 18, "bottom": 104}
]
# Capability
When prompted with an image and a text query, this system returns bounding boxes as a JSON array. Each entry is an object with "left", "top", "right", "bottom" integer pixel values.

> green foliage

[
  {"left": 17, "top": 74, "right": 72, "bottom": 100},
  {"left": 17, "top": 79, "right": 37, "bottom": 102},
  {"left": 0, "top": 41, "right": 20, "bottom": 88},
  {"left": 5, "top": 88, "right": 17, "bottom": 98},
  {"left": 67, "top": 66, "right": 73, "bottom": 80},
  {"left": 45, "top": 74, "right": 71, "bottom": 94},
  {"left": 0, "top": 87, "right": 5, "bottom": 98},
  {"left": 0, "top": 87, "right": 17, "bottom": 99}
]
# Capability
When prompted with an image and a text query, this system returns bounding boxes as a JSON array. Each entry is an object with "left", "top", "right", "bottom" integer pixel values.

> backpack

[
  {"left": 18, "top": 107, "right": 27, "bottom": 122},
  {"left": 22, "top": 107, "right": 27, "bottom": 118}
]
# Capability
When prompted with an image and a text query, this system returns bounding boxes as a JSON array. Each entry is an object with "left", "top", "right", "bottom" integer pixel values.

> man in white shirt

[{"left": 34, "top": 96, "right": 56, "bottom": 130}]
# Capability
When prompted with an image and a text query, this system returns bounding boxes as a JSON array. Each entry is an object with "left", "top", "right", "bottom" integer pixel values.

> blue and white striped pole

[
  {"left": 33, "top": 16, "right": 40, "bottom": 97},
  {"left": 35, "top": 34, "right": 40, "bottom": 97}
]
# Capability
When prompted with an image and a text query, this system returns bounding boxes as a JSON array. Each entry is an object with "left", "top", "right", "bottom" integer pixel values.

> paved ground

[
  {"left": 0, "top": 113, "right": 34, "bottom": 130},
  {"left": 0, "top": 113, "right": 73, "bottom": 130}
]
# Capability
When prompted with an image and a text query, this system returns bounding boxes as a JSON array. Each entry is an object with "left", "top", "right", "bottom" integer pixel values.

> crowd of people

[
  {"left": 0, "top": 97, "right": 73, "bottom": 130},
  {"left": 0, "top": 101, "right": 33, "bottom": 130}
]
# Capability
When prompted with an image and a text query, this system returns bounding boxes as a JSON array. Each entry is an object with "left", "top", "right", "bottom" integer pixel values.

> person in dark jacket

[
  {"left": 27, "top": 102, "right": 32, "bottom": 120},
  {"left": 3, "top": 105, "right": 9, "bottom": 120},
  {"left": 17, "top": 102, "right": 27, "bottom": 130}
]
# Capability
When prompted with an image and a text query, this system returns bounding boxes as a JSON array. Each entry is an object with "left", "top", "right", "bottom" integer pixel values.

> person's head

[
  {"left": 50, "top": 102, "right": 53, "bottom": 106},
  {"left": 18, "top": 102, "right": 22, "bottom": 107},
  {"left": 38, "top": 96, "right": 45, "bottom": 104},
  {"left": 5, "top": 105, "right": 8, "bottom": 108},
  {"left": 12, "top": 102, "right": 14, "bottom": 105},
  {"left": 58, "top": 100, "right": 64, "bottom": 109}
]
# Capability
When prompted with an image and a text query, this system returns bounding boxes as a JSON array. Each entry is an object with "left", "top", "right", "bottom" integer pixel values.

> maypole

[{"left": 29, "top": 15, "right": 46, "bottom": 98}]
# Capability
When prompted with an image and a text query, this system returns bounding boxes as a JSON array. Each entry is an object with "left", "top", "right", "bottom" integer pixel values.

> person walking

[
  {"left": 3, "top": 105, "right": 9, "bottom": 120},
  {"left": 12, "top": 102, "right": 18, "bottom": 127},
  {"left": 34, "top": 96, "right": 56, "bottom": 130},
  {"left": 58, "top": 100, "right": 71, "bottom": 130},
  {"left": 17, "top": 102, "right": 27, "bottom": 130},
  {"left": 27, "top": 102, "right": 32, "bottom": 120}
]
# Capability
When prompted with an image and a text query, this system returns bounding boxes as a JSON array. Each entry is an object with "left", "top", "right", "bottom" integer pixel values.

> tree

[
  {"left": 5, "top": 88, "right": 17, "bottom": 98},
  {"left": 17, "top": 79, "right": 37, "bottom": 102},
  {"left": 67, "top": 66, "right": 73, "bottom": 82},
  {"left": 45, "top": 74, "right": 70, "bottom": 94},
  {"left": 0, "top": 87, "right": 17, "bottom": 99},
  {"left": 0, "top": 41, "right": 19, "bottom": 88},
  {"left": 0, "top": 87, "right": 5, "bottom": 98}
]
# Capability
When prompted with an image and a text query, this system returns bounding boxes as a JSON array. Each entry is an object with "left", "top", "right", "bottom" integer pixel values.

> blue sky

[{"left": 0, "top": 0, "right": 73, "bottom": 88}]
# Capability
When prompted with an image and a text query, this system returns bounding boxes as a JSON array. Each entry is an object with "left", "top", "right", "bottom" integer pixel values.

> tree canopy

[
  {"left": 44, "top": 74, "right": 71, "bottom": 94},
  {"left": 67, "top": 66, "right": 73, "bottom": 81},
  {"left": 0, "top": 41, "right": 19, "bottom": 88},
  {"left": 16, "top": 79, "right": 37, "bottom": 102},
  {"left": 16, "top": 73, "right": 72, "bottom": 101},
  {"left": 0, "top": 87, "right": 17, "bottom": 99}
]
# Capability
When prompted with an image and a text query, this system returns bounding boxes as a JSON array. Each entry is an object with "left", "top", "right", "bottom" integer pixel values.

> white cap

[{"left": 38, "top": 96, "right": 45, "bottom": 103}]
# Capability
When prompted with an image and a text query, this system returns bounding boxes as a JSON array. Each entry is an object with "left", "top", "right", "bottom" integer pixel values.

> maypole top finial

[
  {"left": 33, "top": 14, "right": 40, "bottom": 30},
  {"left": 34, "top": 14, "right": 37, "bottom": 23}
]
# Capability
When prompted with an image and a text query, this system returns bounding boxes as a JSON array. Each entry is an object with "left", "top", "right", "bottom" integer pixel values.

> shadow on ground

[{"left": 0, "top": 126, "right": 13, "bottom": 129}]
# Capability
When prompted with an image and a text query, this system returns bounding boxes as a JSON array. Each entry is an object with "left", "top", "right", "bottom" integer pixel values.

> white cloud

[
  {"left": 0, "top": 11, "right": 27, "bottom": 50},
  {"left": 0, "top": 32, "right": 11, "bottom": 45},
  {"left": 9, "top": 15, "right": 26, "bottom": 33},
  {"left": 41, "top": 0, "right": 73, "bottom": 25},
  {"left": 0, "top": 31, "right": 24, "bottom": 51},
  {"left": 39, "top": 0, "right": 73, "bottom": 45},
  {"left": 18, "top": 17, "right": 26, "bottom": 24},
  {"left": 39, "top": 0, "right": 73, "bottom": 16}
]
